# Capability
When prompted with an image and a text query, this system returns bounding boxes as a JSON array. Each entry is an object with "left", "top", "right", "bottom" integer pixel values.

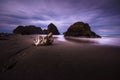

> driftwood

[{"left": 33, "top": 32, "right": 54, "bottom": 46}]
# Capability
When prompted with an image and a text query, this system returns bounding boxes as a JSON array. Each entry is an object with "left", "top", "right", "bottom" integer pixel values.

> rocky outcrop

[
  {"left": 48, "top": 23, "right": 60, "bottom": 35},
  {"left": 64, "top": 22, "right": 101, "bottom": 38},
  {"left": 13, "top": 25, "right": 43, "bottom": 35},
  {"left": 13, "top": 23, "right": 60, "bottom": 35},
  {"left": 42, "top": 29, "right": 48, "bottom": 34}
]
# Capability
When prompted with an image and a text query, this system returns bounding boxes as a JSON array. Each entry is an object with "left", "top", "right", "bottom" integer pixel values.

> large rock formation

[
  {"left": 47, "top": 23, "right": 60, "bottom": 35},
  {"left": 13, "top": 25, "right": 43, "bottom": 35},
  {"left": 64, "top": 22, "right": 101, "bottom": 38}
]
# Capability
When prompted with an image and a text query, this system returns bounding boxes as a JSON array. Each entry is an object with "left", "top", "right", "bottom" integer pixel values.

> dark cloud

[{"left": 0, "top": 0, "right": 120, "bottom": 34}]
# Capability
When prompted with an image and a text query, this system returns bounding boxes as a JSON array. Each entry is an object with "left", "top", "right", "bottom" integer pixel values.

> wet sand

[{"left": 0, "top": 35, "right": 120, "bottom": 80}]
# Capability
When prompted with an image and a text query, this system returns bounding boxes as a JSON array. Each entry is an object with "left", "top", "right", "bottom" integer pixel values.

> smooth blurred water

[
  {"left": 91, "top": 37, "right": 120, "bottom": 46},
  {"left": 54, "top": 35, "right": 66, "bottom": 42},
  {"left": 96, "top": 34, "right": 120, "bottom": 46},
  {"left": 55, "top": 34, "right": 120, "bottom": 47}
]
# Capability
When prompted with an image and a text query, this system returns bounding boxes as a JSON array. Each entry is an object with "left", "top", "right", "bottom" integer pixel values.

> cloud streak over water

[{"left": 0, "top": 0, "right": 120, "bottom": 34}]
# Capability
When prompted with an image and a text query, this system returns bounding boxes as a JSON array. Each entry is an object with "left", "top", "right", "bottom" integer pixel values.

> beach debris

[
  {"left": 33, "top": 36, "right": 40, "bottom": 46},
  {"left": 33, "top": 32, "right": 54, "bottom": 46}
]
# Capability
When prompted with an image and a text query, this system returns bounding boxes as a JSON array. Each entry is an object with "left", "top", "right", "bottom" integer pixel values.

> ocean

[
  {"left": 97, "top": 34, "right": 120, "bottom": 46},
  {"left": 55, "top": 34, "right": 120, "bottom": 47}
]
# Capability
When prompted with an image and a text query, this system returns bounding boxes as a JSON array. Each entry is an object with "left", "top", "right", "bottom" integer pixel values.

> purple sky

[{"left": 0, "top": 0, "right": 120, "bottom": 34}]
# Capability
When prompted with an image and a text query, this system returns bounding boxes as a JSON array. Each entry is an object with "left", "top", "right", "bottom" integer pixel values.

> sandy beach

[{"left": 0, "top": 35, "right": 120, "bottom": 80}]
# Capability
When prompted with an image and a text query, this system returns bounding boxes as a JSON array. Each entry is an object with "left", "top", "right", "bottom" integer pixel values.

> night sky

[{"left": 0, "top": 0, "right": 120, "bottom": 34}]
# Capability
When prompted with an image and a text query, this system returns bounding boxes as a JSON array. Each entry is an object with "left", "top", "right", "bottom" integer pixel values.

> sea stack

[
  {"left": 48, "top": 23, "right": 60, "bottom": 35},
  {"left": 64, "top": 22, "right": 101, "bottom": 38}
]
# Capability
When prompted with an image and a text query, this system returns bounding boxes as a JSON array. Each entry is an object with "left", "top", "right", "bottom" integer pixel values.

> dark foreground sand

[{"left": 0, "top": 35, "right": 120, "bottom": 80}]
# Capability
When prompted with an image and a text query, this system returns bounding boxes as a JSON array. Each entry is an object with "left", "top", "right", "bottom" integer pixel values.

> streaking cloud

[{"left": 0, "top": 0, "right": 120, "bottom": 34}]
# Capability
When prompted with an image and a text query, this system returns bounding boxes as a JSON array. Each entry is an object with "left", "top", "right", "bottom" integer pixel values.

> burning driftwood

[{"left": 33, "top": 32, "right": 54, "bottom": 46}]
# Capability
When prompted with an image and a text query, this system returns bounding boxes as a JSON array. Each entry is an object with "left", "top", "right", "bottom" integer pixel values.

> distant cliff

[{"left": 64, "top": 22, "right": 101, "bottom": 38}]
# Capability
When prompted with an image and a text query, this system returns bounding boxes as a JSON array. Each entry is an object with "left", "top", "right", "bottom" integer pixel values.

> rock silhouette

[
  {"left": 13, "top": 23, "right": 60, "bottom": 35},
  {"left": 48, "top": 23, "right": 60, "bottom": 35},
  {"left": 13, "top": 22, "right": 101, "bottom": 37},
  {"left": 64, "top": 22, "right": 101, "bottom": 38},
  {"left": 13, "top": 25, "right": 42, "bottom": 35},
  {"left": 42, "top": 29, "right": 48, "bottom": 34}
]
